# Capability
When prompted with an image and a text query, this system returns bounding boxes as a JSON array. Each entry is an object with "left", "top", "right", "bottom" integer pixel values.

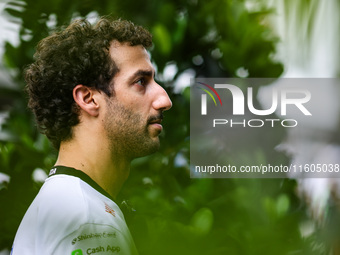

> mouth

[
  {"left": 148, "top": 113, "right": 163, "bottom": 124},
  {"left": 148, "top": 118, "right": 162, "bottom": 125},
  {"left": 148, "top": 114, "right": 164, "bottom": 131}
]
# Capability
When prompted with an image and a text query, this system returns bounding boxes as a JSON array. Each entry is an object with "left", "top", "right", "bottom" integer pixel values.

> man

[{"left": 11, "top": 17, "right": 172, "bottom": 255}]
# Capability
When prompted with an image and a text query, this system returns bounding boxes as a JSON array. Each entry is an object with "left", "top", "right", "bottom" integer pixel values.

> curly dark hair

[{"left": 25, "top": 17, "right": 152, "bottom": 148}]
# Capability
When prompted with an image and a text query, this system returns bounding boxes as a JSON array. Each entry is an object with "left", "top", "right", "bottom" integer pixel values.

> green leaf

[
  {"left": 152, "top": 23, "right": 172, "bottom": 56},
  {"left": 191, "top": 207, "right": 214, "bottom": 236},
  {"left": 276, "top": 194, "right": 290, "bottom": 217}
]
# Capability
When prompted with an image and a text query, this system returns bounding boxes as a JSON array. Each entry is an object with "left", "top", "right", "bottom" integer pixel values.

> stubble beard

[{"left": 104, "top": 100, "right": 160, "bottom": 161}]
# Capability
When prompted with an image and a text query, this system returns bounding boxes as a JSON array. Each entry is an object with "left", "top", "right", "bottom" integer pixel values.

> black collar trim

[{"left": 49, "top": 165, "right": 115, "bottom": 202}]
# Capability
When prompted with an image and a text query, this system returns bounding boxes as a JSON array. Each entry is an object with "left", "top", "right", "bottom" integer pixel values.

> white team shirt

[{"left": 11, "top": 166, "right": 138, "bottom": 255}]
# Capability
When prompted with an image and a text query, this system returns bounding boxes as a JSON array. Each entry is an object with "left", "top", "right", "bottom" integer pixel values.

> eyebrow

[{"left": 128, "top": 69, "right": 155, "bottom": 83}]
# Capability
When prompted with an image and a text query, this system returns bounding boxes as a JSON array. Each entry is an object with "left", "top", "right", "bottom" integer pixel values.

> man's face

[{"left": 103, "top": 41, "right": 172, "bottom": 160}]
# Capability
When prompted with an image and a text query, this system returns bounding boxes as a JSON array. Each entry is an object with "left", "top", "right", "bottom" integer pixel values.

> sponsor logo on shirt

[
  {"left": 104, "top": 202, "right": 115, "bottom": 217},
  {"left": 72, "top": 232, "right": 116, "bottom": 245},
  {"left": 71, "top": 249, "right": 83, "bottom": 255},
  {"left": 87, "top": 245, "right": 120, "bottom": 254},
  {"left": 49, "top": 168, "right": 57, "bottom": 176}
]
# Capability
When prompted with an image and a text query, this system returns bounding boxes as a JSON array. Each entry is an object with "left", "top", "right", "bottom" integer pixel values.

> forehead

[{"left": 109, "top": 41, "right": 154, "bottom": 74}]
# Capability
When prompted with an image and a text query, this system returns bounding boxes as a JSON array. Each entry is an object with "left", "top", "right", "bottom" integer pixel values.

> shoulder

[
  {"left": 35, "top": 175, "right": 89, "bottom": 232},
  {"left": 38, "top": 174, "right": 88, "bottom": 217},
  {"left": 12, "top": 175, "right": 90, "bottom": 254},
  {"left": 40, "top": 174, "right": 85, "bottom": 203}
]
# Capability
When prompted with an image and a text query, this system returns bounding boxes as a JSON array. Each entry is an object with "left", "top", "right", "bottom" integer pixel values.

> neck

[{"left": 55, "top": 137, "right": 130, "bottom": 200}]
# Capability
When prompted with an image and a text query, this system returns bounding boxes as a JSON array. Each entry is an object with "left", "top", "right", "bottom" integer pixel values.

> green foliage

[{"left": 0, "top": 0, "right": 328, "bottom": 254}]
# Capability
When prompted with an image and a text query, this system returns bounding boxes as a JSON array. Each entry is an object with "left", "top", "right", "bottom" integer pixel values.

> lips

[
  {"left": 148, "top": 118, "right": 162, "bottom": 125},
  {"left": 148, "top": 114, "right": 164, "bottom": 133},
  {"left": 148, "top": 114, "right": 163, "bottom": 125}
]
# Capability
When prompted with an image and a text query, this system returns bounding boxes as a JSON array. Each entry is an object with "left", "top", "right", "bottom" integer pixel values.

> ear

[{"left": 73, "top": 85, "right": 100, "bottom": 117}]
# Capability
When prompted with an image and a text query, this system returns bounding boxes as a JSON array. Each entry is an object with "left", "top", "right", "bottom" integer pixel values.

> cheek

[
  {"left": 113, "top": 91, "right": 152, "bottom": 118},
  {"left": 126, "top": 99, "right": 150, "bottom": 116},
  {"left": 118, "top": 93, "right": 140, "bottom": 108},
  {"left": 107, "top": 100, "right": 144, "bottom": 127}
]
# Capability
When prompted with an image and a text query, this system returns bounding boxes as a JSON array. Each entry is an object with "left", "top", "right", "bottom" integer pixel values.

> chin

[{"left": 133, "top": 140, "right": 160, "bottom": 159}]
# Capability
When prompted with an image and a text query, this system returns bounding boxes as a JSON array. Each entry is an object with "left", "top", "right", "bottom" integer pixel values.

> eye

[{"left": 135, "top": 78, "right": 146, "bottom": 86}]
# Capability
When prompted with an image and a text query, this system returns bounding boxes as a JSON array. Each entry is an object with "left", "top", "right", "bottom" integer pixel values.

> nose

[{"left": 152, "top": 83, "right": 172, "bottom": 112}]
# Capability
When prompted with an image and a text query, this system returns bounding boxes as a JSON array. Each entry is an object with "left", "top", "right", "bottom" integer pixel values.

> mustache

[{"left": 147, "top": 113, "right": 164, "bottom": 124}]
